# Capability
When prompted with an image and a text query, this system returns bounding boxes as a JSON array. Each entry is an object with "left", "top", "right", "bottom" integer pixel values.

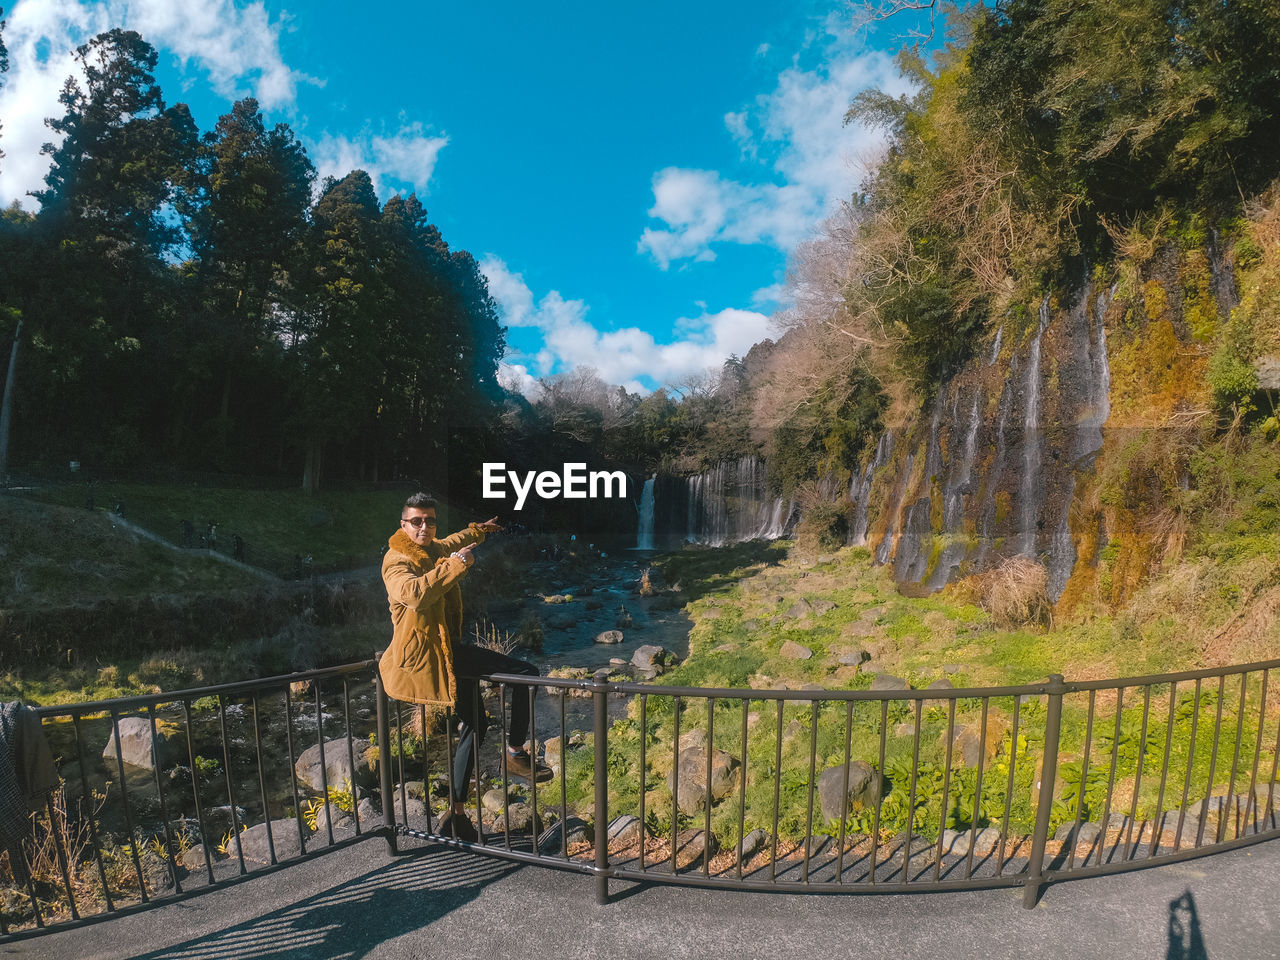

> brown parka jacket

[{"left": 378, "top": 523, "right": 486, "bottom": 706}]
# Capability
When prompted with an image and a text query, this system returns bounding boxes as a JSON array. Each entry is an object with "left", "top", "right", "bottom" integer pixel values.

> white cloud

[
  {"left": 312, "top": 122, "right": 448, "bottom": 198},
  {"left": 480, "top": 255, "right": 591, "bottom": 369},
  {"left": 751, "top": 282, "right": 789, "bottom": 307},
  {"left": 118, "top": 0, "right": 310, "bottom": 110},
  {"left": 638, "top": 27, "right": 910, "bottom": 269},
  {"left": 497, "top": 362, "right": 541, "bottom": 400},
  {"left": 724, "top": 110, "right": 755, "bottom": 160},
  {"left": 481, "top": 255, "right": 772, "bottom": 391},
  {"left": 638, "top": 168, "right": 815, "bottom": 269},
  {"left": 0, "top": 0, "right": 309, "bottom": 207}
]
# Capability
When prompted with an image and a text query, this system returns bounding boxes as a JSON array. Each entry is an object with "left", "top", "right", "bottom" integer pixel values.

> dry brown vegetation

[{"left": 952, "top": 556, "right": 1052, "bottom": 629}]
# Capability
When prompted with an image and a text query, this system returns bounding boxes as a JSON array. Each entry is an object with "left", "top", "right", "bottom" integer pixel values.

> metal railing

[
  {"left": 4, "top": 655, "right": 1279, "bottom": 941},
  {"left": 385, "top": 659, "right": 1280, "bottom": 908},
  {"left": 0, "top": 660, "right": 390, "bottom": 942}
]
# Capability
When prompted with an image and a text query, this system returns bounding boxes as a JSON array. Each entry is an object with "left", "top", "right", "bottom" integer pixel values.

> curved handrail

[{"left": 5, "top": 653, "right": 1280, "bottom": 942}]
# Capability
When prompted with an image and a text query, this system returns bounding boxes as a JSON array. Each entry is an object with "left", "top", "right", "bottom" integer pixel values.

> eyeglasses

[{"left": 401, "top": 517, "right": 438, "bottom": 529}]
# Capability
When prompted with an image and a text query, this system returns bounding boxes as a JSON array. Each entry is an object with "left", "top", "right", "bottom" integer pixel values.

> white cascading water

[
  {"left": 939, "top": 384, "right": 982, "bottom": 532},
  {"left": 1076, "top": 284, "right": 1113, "bottom": 462},
  {"left": 1047, "top": 282, "right": 1114, "bottom": 599},
  {"left": 1019, "top": 298, "right": 1049, "bottom": 557},
  {"left": 684, "top": 456, "right": 789, "bottom": 546},
  {"left": 850, "top": 431, "right": 892, "bottom": 546},
  {"left": 635, "top": 475, "right": 656, "bottom": 549},
  {"left": 832, "top": 283, "right": 1113, "bottom": 597}
]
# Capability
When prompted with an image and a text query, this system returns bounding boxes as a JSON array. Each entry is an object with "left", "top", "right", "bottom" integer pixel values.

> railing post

[
  {"left": 1024, "top": 673, "right": 1066, "bottom": 908},
  {"left": 374, "top": 670, "right": 399, "bottom": 855},
  {"left": 592, "top": 668, "right": 611, "bottom": 905}
]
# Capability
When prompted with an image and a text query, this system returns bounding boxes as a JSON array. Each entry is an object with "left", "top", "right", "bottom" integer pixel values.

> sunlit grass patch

[{"left": 18, "top": 483, "right": 422, "bottom": 574}]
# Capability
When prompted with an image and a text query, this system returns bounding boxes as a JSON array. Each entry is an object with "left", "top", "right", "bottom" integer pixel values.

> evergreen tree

[
  {"left": 185, "top": 99, "right": 313, "bottom": 465},
  {"left": 291, "top": 170, "right": 389, "bottom": 493},
  {"left": 17, "top": 30, "right": 198, "bottom": 467}
]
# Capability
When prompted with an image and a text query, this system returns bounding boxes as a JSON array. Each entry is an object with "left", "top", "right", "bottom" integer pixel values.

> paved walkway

[{"left": 5, "top": 834, "right": 1279, "bottom": 960}]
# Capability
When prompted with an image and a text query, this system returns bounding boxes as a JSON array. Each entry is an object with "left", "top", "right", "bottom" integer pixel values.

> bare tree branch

[{"left": 850, "top": 0, "right": 939, "bottom": 41}]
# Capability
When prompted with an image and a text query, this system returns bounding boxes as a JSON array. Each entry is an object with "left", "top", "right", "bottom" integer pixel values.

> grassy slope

[
  {"left": 0, "top": 493, "right": 397, "bottom": 704},
  {"left": 654, "top": 544, "right": 1136, "bottom": 692},
  {"left": 17, "top": 483, "right": 465, "bottom": 576},
  {"left": 1, "top": 495, "right": 264, "bottom": 605}
]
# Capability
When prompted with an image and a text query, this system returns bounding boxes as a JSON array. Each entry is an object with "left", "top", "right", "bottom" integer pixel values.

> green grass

[
  {"left": 1, "top": 495, "right": 265, "bottom": 605},
  {"left": 0, "top": 618, "right": 384, "bottom": 705},
  {"left": 1, "top": 492, "right": 395, "bottom": 699},
  {"left": 567, "top": 534, "right": 1280, "bottom": 853},
  {"left": 16, "top": 482, "right": 468, "bottom": 575}
]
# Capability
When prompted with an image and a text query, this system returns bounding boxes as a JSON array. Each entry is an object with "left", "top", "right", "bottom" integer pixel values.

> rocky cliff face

[
  {"left": 864, "top": 240, "right": 1237, "bottom": 606},
  {"left": 863, "top": 285, "right": 1113, "bottom": 601},
  {"left": 647, "top": 238, "right": 1241, "bottom": 611}
]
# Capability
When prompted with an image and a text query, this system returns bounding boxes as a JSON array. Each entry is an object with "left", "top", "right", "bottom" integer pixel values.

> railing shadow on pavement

[{"left": 127, "top": 846, "right": 521, "bottom": 960}]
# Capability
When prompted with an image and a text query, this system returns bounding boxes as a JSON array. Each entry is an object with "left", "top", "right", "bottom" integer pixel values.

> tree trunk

[
  {"left": 220, "top": 363, "right": 232, "bottom": 421},
  {"left": 0, "top": 316, "right": 24, "bottom": 483},
  {"left": 302, "top": 438, "right": 323, "bottom": 496}
]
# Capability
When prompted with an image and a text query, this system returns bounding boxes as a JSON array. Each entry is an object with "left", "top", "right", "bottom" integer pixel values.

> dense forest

[{"left": 0, "top": 27, "right": 509, "bottom": 495}]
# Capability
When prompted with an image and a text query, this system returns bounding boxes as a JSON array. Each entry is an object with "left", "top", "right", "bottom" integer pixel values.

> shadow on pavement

[
  {"left": 131, "top": 846, "right": 520, "bottom": 960},
  {"left": 1167, "top": 890, "right": 1209, "bottom": 960}
]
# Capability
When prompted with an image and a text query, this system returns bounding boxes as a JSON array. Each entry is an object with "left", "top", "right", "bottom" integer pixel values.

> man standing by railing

[{"left": 379, "top": 492, "right": 550, "bottom": 841}]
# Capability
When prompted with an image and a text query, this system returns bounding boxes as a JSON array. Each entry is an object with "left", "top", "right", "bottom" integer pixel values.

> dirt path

[{"left": 104, "top": 510, "right": 283, "bottom": 582}]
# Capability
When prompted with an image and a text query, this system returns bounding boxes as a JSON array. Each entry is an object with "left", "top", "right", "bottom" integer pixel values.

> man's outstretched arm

[{"left": 435, "top": 517, "right": 501, "bottom": 551}]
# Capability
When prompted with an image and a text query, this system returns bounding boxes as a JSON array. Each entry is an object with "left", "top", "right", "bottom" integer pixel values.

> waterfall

[
  {"left": 1075, "top": 285, "right": 1113, "bottom": 464},
  {"left": 850, "top": 430, "right": 892, "bottom": 546},
  {"left": 635, "top": 475, "right": 655, "bottom": 550},
  {"left": 989, "top": 324, "right": 1003, "bottom": 365},
  {"left": 894, "top": 405, "right": 944, "bottom": 580},
  {"left": 1047, "top": 282, "right": 1113, "bottom": 599},
  {"left": 915, "top": 379, "right": 984, "bottom": 590},
  {"left": 682, "top": 456, "right": 790, "bottom": 546},
  {"left": 1047, "top": 476, "right": 1076, "bottom": 600},
  {"left": 942, "top": 385, "right": 982, "bottom": 531},
  {"left": 876, "top": 451, "right": 913, "bottom": 565},
  {"left": 1019, "top": 298, "right": 1049, "bottom": 557}
]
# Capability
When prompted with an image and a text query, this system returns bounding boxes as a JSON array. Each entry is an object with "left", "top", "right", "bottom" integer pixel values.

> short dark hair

[{"left": 403, "top": 492, "right": 437, "bottom": 514}]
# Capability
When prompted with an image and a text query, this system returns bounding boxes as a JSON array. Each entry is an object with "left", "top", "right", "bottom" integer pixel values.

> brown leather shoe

[
  {"left": 438, "top": 812, "right": 478, "bottom": 843},
  {"left": 503, "top": 749, "right": 553, "bottom": 783}
]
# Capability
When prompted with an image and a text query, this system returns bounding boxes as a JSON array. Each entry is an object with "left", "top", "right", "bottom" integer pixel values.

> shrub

[
  {"left": 473, "top": 621, "right": 520, "bottom": 656},
  {"left": 516, "top": 612, "right": 545, "bottom": 651},
  {"left": 965, "top": 556, "right": 1052, "bottom": 628},
  {"left": 795, "top": 499, "right": 849, "bottom": 556},
  {"left": 131, "top": 651, "right": 205, "bottom": 691},
  {"left": 1207, "top": 348, "right": 1258, "bottom": 422}
]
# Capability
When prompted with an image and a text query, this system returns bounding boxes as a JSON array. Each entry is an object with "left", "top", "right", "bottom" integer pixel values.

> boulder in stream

[{"left": 294, "top": 737, "right": 376, "bottom": 792}]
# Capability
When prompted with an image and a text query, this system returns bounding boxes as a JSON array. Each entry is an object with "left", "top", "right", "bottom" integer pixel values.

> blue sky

[{"left": 0, "top": 0, "right": 918, "bottom": 394}]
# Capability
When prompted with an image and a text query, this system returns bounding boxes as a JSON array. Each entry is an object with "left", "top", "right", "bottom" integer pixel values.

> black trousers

[{"left": 450, "top": 644, "right": 539, "bottom": 802}]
